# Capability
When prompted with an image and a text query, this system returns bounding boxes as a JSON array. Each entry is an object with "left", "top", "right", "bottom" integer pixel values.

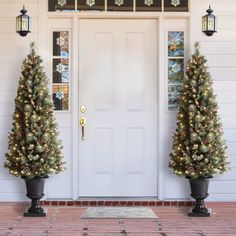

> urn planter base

[
  {"left": 188, "top": 208, "right": 212, "bottom": 217},
  {"left": 188, "top": 177, "right": 212, "bottom": 217},
  {"left": 24, "top": 207, "right": 47, "bottom": 217},
  {"left": 23, "top": 176, "right": 48, "bottom": 217}
]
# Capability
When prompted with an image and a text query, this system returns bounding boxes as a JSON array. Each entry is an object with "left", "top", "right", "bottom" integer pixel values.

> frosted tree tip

[
  {"left": 30, "top": 42, "right": 36, "bottom": 54},
  {"left": 194, "top": 42, "right": 200, "bottom": 52}
]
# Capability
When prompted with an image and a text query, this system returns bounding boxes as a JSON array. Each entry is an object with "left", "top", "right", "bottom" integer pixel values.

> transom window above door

[{"left": 48, "top": 0, "right": 188, "bottom": 12}]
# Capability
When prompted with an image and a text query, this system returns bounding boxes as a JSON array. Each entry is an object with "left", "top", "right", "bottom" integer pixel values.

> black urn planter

[
  {"left": 188, "top": 177, "right": 212, "bottom": 217},
  {"left": 23, "top": 176, "right": 48, "bottom": 217}
]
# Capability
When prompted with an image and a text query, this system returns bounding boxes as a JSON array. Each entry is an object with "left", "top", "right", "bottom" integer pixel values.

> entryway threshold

[{"left": 42, "top": 198, "right": 193, "bottom": 207}]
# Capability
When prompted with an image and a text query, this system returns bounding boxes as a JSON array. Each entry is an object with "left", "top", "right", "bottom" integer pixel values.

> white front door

[{"left": 79, "top": 19, "right": 157, "bottom": 197}]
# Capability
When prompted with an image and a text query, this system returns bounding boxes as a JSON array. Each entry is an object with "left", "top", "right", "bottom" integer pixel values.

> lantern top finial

[
  {"left": 20, "top": 5, "right": 27, "bottom": 15},
  {"left": 206, "top": 5, "right": 213, "bottom": 14}
]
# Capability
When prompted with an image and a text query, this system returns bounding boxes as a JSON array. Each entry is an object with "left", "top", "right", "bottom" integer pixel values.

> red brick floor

[{"left": 0, "top": 203, "right": 236, "bottom": 235}]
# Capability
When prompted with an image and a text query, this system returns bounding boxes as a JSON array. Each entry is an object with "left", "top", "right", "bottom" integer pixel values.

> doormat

[{"left": 81, "top": 207, "right": 157, "bottom": 219}]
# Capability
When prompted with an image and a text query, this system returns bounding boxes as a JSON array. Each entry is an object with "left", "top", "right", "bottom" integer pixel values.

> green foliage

[
  {"left": 169, "top": 43, "right": 230, "bottom": 179},
  {"left": 5, "top": 43, "right": 65, "bottom": 179}
]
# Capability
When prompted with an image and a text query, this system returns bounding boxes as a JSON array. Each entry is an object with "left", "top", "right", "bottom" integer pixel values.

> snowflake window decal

[
  {"left": 115, "top": 0, "right": 124, "bottom": 6},
  {"left": 58, "top": 0, "right": 67, "bottom": 7},
  {"left": 56, "top": 37, "right": 65, "bottom": 47},
  {"left": 86, "top": 0, "right": 95, "bottom": 7},
  {"left": 171, "top": 0, "right": 180, "bottom": 7},
  {"left": 56, "top": 91, "right": 64, "bottom": 100},
  {"left": 56, "top": 63, "right": 66, "bottom": 74},
  {"left": 145, "top": 0, "right": 154, "bottom": 6}
]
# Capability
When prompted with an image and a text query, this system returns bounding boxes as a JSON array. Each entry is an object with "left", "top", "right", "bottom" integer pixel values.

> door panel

[{"left": 79, "top": 19, "right": 157, "bottom": 197}]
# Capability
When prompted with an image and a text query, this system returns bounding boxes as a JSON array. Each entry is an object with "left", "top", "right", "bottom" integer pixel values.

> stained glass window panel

[
  {"left": 136, "top": 0, "right": 162, "bottom": 12},
  {"left": 77, "top": 0, "right": 105, "bottom": 11},
  {"left": 53, "top": 58, "right": 69, "bottom": 83},
  {"left": 164, "top": 0, "right": 188, "bottom": 12},
  {"left": 53, "top": 85, "right": 69, "bottom": 110},
  {"left": 48, "top": 0, "right": 76, "bottom": 11},
  {"left": 168, "top": 59, "right": 184, "bottom": 83},
  {"left": 107, "top": 0, "right": 133, "bottom": 11},
  {"left": 53, "top": 31, "right": 69, "bottom": 57},
  {"left": 168, "top": 31, "right": 184, "bottom": 57},
  {"left": 168, "top": 84, "right": 182, "bottom": 111}
]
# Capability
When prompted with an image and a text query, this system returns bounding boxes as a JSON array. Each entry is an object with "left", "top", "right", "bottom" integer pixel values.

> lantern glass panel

[
  {"left": 202, "top": 16, "right": 207, "bottom": 31},
  {"left": 21, "top": 17, "right": 29, "bottom": 31},
  {"left": 16, "top": 17, "right": 22, "bottom": 31},
  {"left": 208, "top": 16, "right": 215, "bottom": 31}
]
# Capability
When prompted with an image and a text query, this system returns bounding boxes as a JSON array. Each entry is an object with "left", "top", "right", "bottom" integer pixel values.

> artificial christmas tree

[
  {"left": 169, "top": 43, "right": 229, "bottom": 216},
  {"left": 5, "top": 43, "right": 65, "bottom": 216}
]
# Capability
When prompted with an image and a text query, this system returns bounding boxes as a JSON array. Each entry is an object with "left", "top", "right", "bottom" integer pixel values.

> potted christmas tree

[
  {"left": 169, "top": 43, "right": 229, "bottom": 217},
  {"left": 5, "top": 43, "right": 65, "bottom": 217}
]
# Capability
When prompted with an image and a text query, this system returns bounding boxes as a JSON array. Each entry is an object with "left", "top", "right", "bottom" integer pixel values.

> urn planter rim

[
  {"left": 186, "top": 175, "right": 213, "bottom": 180},
  {"left": 22, "top": 175, "right": 49, "bottom": 180}
]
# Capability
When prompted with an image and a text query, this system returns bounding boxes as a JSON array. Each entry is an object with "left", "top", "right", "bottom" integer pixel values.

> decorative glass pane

[
  {"left": 53, "top": 58, "right": 69, "bottom": 83},
  {"left": 164, "top": 0, "right": 188, "bottom": 12},
  {"left": 136, "top": 0, "right": 161, "bottom": 12},
  {"left": 48, "top": 0, "right": 76, "bottom": 11},
  {"left": 168, "top": 84, "right": 182, "bottom": 111},
  {"left": 53, "top": 85, "right": 69, "bottom": 110},
  {"left": 168, "top": 59, "right": 184, "bottom": 83},
  {"left": 168, "top": 30, "right": 185, "bottom": 111},
  {"left": 77, "top": 0, "right": 105, "bottom": 11},
  {"left": 168, "top": 31, "right": 184, "bottom": 57},
  {"left": 107, "top": 0, "right": 133, "bottom": 11},
  {"left": 53, "top": 31, "right": 69, "bottom": 57}
]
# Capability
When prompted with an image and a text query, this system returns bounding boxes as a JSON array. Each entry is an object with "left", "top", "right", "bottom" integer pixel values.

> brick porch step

[{"left": 42, "top": 199, "right": 194, "bottom": 207}]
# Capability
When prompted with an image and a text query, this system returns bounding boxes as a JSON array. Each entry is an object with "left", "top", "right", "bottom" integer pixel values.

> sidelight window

[
  {"left": 167, "top": 31, "right": 185, "bottom": 111},
  {"left": 52, "top": 31, "right": 70, "bottom": 111}
]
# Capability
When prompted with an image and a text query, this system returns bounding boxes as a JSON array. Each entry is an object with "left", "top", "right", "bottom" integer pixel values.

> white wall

[{"left": 0, "top": 0, "right": 235, "bottom": 201}]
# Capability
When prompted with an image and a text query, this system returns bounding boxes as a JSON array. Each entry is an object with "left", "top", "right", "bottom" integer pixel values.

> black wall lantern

[
  {"left": 16, "top": 6, "right": 31, "bottom": 37},
  {"left": 202, "top": 5, "right": 217, "bottom": 36}
]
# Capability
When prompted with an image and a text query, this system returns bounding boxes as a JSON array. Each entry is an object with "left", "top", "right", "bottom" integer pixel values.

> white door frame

[{"left": 39, "top": 0, "right": 190, "bottom": 200}]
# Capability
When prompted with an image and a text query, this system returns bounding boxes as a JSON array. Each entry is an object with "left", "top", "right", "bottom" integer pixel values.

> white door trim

[{"left": 40, "top": 14, "right": 162, "bottom": 200}]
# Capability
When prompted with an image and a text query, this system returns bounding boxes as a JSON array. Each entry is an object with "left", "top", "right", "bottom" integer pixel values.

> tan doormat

[{"left": 81, "top": 207, "right": 158, "bottom": 219}]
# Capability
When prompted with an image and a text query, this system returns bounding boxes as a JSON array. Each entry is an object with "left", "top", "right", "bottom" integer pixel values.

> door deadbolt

[{"left": 80, "top": 105, "right": 86, "bottom": 113}]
